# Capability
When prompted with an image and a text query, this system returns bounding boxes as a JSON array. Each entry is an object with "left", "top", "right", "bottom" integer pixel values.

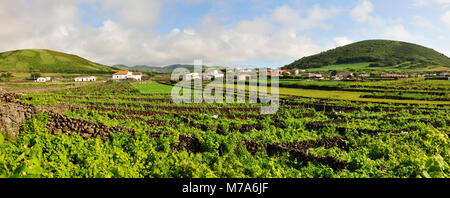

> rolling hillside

[
  {"left": 283, "top": 40, "right": 450, "bottom": 71},
  {"left": 0, "top": 49, "right": 118, "bottom": 73}
]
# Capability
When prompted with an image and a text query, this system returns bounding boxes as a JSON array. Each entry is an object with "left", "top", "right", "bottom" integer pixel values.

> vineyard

[{"left": 0, "top": 81, "right": 449, "bottom": 178}]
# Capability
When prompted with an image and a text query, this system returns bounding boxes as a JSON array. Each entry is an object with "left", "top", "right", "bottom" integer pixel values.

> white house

[
  {"left": 237, "top": 74, "right": 250, "bottom": 81},
  {"left": 129, "top": 72, "right": 142, "bottom": 81},
  {"left": 112, "top": 71, "right": 142, "bottom": 81},
  {"left": 203, "top": 70, "right": 224, "bottom": 80},
  {"left": 381, "top": 74, "right": 409, "bottom": 78},
  {"left": 293, "top": 70, "right": 307, "bottom": 76},
  {"left": 74, "top": 76, "right": 97, "bottom": 82},
  {"left": 423, "top": 73, "right": 437, "bottom": 77},
  {"left": 336, "top": 72, "right": 353, "bottom": 78},
  {"left": 302, "top": 73, "right": 323, "bottom": 78},
  {"left": 35, "top": 77, "right": 51, "bottom": 82},
  {"left": 184, "top": 73, "right": 201, "bottom": 80},
  {"left": 359, "top": 74, "right": 370, "bottom": 78}
]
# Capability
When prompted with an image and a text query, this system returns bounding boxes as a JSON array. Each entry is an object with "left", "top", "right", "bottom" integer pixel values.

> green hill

[
  {"left": 283, "top": 40, "right": 450, "bottom": 71},
  {"left": 0, "top": 49, "right": 118, "bottom": 73}
]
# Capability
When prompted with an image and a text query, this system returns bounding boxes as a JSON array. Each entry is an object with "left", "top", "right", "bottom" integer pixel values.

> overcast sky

[{"left": 1, "top": 0, "right": 450, "bottom": 68}]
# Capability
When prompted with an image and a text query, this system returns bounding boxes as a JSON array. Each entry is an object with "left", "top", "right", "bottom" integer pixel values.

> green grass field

[{"left": 134, "top": 82, "right": 174, "bottom": 94}]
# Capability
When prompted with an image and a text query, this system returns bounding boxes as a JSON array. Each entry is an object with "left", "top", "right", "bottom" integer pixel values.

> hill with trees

[{"left": 283, "top": 40, "right": 450, "bottom": 70}]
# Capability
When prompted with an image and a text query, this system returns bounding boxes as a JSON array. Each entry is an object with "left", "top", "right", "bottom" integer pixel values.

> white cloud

[
  {"left": 437, "top": 0, "right": 450, "bottom": 6},
  {"left": 1, "top": 1, "right": 344, "bottom": 67},
  {"left": 413, "top": 0, "right": 450, "bottom": 7},
  {"left": 94, "top": 0, "right": 163, "bottom": 27},
  {"left": 334, "top": 37, "right": 353, "bottom": 46},
  {"left": 350, "top": 0, "right": 374, "bottom": 23},
  {"left": 441, "top": 10, "right": 450, "bottom": 25},
  {"left": 272, "top": 5, "right": 340, "bottom": 31},
  {"left": 412, "top": 0, "right": 428, "bottom": 7},
  {"left": 412, "top": 16, "right": 434, "bottom": 28},
  {"left": 383, "top": 25, "right": 414, "bottom": 40}
]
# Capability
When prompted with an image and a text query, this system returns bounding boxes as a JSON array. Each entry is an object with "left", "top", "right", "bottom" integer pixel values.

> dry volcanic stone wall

[
  {"left": 46, "top": 111, "right": 135, "bottom": 139},
  {"left": 0, "top": 101, "right": 36, "bottom": 137},
  {"left": 0, "top": 93, "right": 134, "bottom": 139}
]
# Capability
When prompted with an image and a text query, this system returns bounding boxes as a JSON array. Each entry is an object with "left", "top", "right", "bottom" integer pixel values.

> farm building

[
  {"left": 74, "top": 76, "right": 97, "bottom": 82},
  {"left": 266, "top": 70, "right": 292, "bottom": 76},
  {"left": 422, "top": 73, "right": 437, "bottom": 77},
  {"left": 184, "top": 73, "right": 201, "bottom": 80},
  {"left": 294, "top": 70, "right": 306, "bottom": 75},
  {"left": 302, "top": 73, "right": 323, "bottom": 78},
  {"left": 35, "top": 77, "right": 51, "bottom": 82},
  {"left": 237, "top": 74, "right": 250, "bottom": 81},
  {"left": 440, "top": 72, "right": 449, "bottom": 77},
  {"left": 112, "top": 71, "right": 142, "bottom": 81},
  {"left": 268, "top": 71, "right": 281, "bottom": 76},
  {"left": 336, "top": 72, "right": 353, "bottom": 78},
  {"left": 203, "top": 70, "right": 224, "bottom": 80},
  {"left": 381, "top": 74, "right": 409, "bottom": 78}
]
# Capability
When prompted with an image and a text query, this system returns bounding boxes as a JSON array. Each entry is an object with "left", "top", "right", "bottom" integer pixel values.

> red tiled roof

[{"left": 114, "top": 71, "right": 130, "bottom": 75}]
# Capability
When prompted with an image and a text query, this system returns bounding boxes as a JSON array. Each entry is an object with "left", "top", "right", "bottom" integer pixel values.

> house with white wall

[
  {"left": 203, "top": 70, "right": 224, "bottom": 80},
  {"left": 237, "top": 74, "right": 250, "bottom": 81},
  {"left": 336, "top": 72, "right": 353, "bottom": 78},
  {"left": 112, "top": 71, "right": 142, "bottom": 81},
  {"left": 35, "top": 77, "right": 51, "bottom": 82},
  {"left": 74, "top": 76, "right": 97, "bottom": 82},
  {"left": 184, "top": 73, "right": 201, "bottom": 80}
]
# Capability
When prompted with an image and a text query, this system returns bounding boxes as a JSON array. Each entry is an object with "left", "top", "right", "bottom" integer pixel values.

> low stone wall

[
  {"left": 0, "top": 102, "right": 35, "bottom": 137},
  {"left": 46, "top": 111, "right": 135, "bottom": 139},
  {"left": 0, "top": 93, "right": 134, "bottom": 140},
  {"left": 0, "top": 93, "right": 23, "bottom": 103}
]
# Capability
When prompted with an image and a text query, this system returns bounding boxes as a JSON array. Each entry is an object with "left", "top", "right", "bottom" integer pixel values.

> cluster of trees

[
  {"left": 0, "top": 72, "right": 13, "bottom": 81},
  {"left": 29, "top": 73, "right": 42, "bottom": 80}
]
